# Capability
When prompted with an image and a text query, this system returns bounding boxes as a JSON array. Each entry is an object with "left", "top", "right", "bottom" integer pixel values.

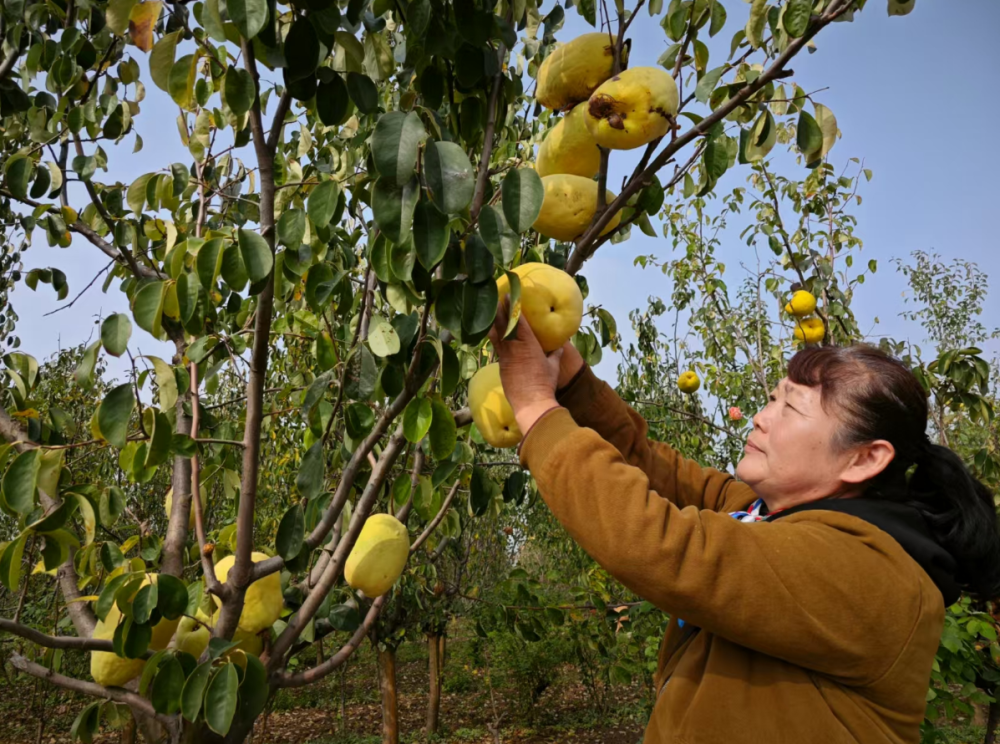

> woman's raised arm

[{"left": 553, "top": 345, "right": 750, "bottom": 513}]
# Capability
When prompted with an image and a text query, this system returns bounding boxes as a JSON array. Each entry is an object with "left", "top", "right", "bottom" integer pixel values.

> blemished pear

[
  {"left": 468, "top": 363, "right": 522, "bottom": 449},
  {"left": 495, "top": 263, "right": 583, "bottom": 352}
]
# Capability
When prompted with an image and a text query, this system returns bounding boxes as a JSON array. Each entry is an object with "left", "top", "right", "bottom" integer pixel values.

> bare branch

[
  {"left": 0, "top": 619, "right": 153, "bottom": 656},
  {"left": 272, "top": 595, "right": 386, "bottom": 688},
  {"left": 409, "top": 480, "right": 461, "bottom": 555},
  {"left": 189, "top": 363, "right": 226, "bottom": 598},
  {"left": 9, "top": 653, "right": 176, "bottom": 731}
]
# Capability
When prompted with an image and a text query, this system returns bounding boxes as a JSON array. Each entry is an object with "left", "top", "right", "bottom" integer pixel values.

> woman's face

[{"left": 735, "top": 378, "right": 857, "bottom": 508}]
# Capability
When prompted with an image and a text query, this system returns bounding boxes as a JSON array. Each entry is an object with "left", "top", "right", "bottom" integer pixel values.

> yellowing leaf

[
  {"left": 813, "top": 103, "right": 838, "bottom": 159},
  {"left": 129, "top": 1, "right": 163, "bottom": 53}
]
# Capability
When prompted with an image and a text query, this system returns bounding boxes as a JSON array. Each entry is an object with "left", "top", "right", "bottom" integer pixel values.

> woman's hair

[{"left": 787, "top": 344, "right": 1000, "bottom": 601}]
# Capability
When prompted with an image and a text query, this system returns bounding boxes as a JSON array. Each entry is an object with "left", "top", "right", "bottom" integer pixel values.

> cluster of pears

[
  {"left": 469, "top": 263, "right": 583, "bottom": 448},
  {"left": 90, "top": 554, "right": 282, "bottom": 687},
  {"left": 530, "top": 33, "right": 680, "bottom": 242},
  {"left": 785, "top": 290, "right": 824, "bottom": 344}
]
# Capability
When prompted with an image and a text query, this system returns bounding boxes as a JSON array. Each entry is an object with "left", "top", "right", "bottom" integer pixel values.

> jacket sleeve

[
  {"left": 519, "top": 407, "right": 925, "bottom": 686},
  {"left": 554, "top": 365, "right": 754, "bottom": 512}
]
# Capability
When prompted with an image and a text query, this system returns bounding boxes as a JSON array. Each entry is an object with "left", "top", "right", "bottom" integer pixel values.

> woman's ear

[{"left": 840, "top": 440, "right": 896, "bottom": 485}]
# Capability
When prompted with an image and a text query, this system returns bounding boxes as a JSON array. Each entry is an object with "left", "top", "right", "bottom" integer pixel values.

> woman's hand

[
  {"left": 556, "top": 339, "right": 585, "bottom": 391},
  {"left": 488, "top": 298, "right": 563, "bottom": 436}
]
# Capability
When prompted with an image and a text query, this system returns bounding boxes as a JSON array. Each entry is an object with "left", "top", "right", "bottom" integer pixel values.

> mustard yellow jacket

[{"left": 517, "top": 366, "right": 946, "bottom": 744}]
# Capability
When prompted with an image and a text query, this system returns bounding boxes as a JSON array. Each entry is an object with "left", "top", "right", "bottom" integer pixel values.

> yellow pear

[
  {"left": 793, "top": 317, "right": 825, "bottom": 344},
  {"left": 90, "top": 616, "right": 145, "bottom": 687},
  {"left": 536, "top": 33, "right": 623, "bottom": 111},
  {"left": 677, "top": 371, "right": 700, "bottom": 394},
  {"left": 344, "top": 514, "right": 410, "bottom": 597},
  {"left": 585, "top": 67, "right": 678, "bottom": 150},
  {"left": 784, "top": 290, "right": 817, "bottom": 317},
  {"left": 533, "top": 174, "right": 622, "bottom": 243},
  {"left": 90, "top": 573, "right": 182, "bottom": 686},
  {"left": 213, "top": 552, "right": 284, "bottom": 634},
  {"left": 164, "top": 487, "right": 195, "bottom": 531},
  {"left": 495, "top": 263, "right": 583, "bottom": 352},
  {"left": 536, "top": 102, "right": 601, "bottom": 179},
  {"left": 468, "top": 363, "right": 522, "bottom": 449}
]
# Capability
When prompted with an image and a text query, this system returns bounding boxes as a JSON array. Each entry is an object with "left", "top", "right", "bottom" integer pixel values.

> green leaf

[
  {"left": 744, "top": 110, "right": 776, "bottom": 162},
  {"left": 224, "top": 67, "right": 255, "bottom": 118},
  {"left": 74, "top": 340, "right": 101, "bottom": 390},
  {"left": 151, "top": 655, "right": 184, "bottom": 715},
  {"left": 403, "top": 398, "right": 434, "bottom": 443},
  {"left": 372, "top": 177, "right": 419, "bottom": 245},
  {"left": 70, "top": 701, "right": 102, "bottom": 744},
  {"left": 478, "top": 205, "right": 518, "bottom": 266},
  {"left": 0, "top": 533, "right": 28, "bottom": 591},
  {"left": 181, "top": 662, "right": 213, "bottom": 721},
  {"left": 317, "top": 75, "right": 351, "bottom": 126},
  {"left": 204, "top": 663, "right": 239, "bottom": 735},
  {"left": 296, "top": 442, "right": 325, "bottom": 499},
  {"left": 429, "top": 399, "right": 457, "bottom": 461},
  {"left": 72, "top": 155, "right": 96, "bottom": 181},
  {"left": 389, "top": 239, "right": 415, "bottom": 283},
  {"left": 746, "top": 0, "right": 768, "bottom": 48},
  {"left": 97, "top": 384, "right": 135, "bottom": 448},
  {"left": 308, "top": 180, "right": 341, "bottom": 229},
  {"left": 695, "top": 65, "right": 727, "bottom": 104},
  {"left": 132, "top": 581, "right": 158, "bottom": 624},
  {"left": 783, "top": 0, "right": 812, "bottom": 37},
  {"left": 346, "top": 71, "right": 379, "bottom": 114},
  {"left": 142, "top": 409, "right": 172, "bottom": 468},
  {"left": 238, "top": 229, "right": 274, "bottom": 284},
  {"left": 145, "top": 356, "right": 179, "bottom": 412},
  {"left": 709, "top": 0, "right": 727, "bottom": 36},
  {"left": 813, "top": 102, "right": 838, "bottom": 159},
  {"left": 424, "top": 142, "right": 475, "bottom": 215},
  {"left": 221, "top": 242, "right": 249, "bottom": 292},
  {"left": 503, "top": 470, "right": 526, "bottom": 503},
  {"left": 285, "top": 18, "right": 321, "bottom": 81},
  {"left": 277, "top": 209, "right": 306, "bottom": 249},
  {"left": 372, "top": 111, "right": 427, "bottom": 188},
  {"left": 196, "top": 238, "right": 225, "bottom": 290},
  {"left": 796, "top": 109, "right": 823, "bottom": 161},
  {"left": 2, "top": 450, "right": 39, "bottom": 515},
  {"left": 305, "top": 264, "right": 345, "bottom": 310},
  {"left": 470, "top": 467, "right": 492, "bottom": 516},
  {"left": 168, "top": 54, "right": 197, "bottom": 108},
  {"left": 4, "top": 157, "right": 31, "bottom": 201},
  {"left": 464, "top": 234, "right": 494, "bottom": 284},
  {"left": 413, "top": 201, "right": 449, "bottom": 270},
  {"left": 127, "top": 173, "right": 153, "bottom": 216},
  {"left": 132, "top": 281, "right": 166, "bottom": 338},
  {"left": 228, "top": 0, "right": 268, "bottom": 40},
  {"left": 367, "top": 314, "right": 401, "bottom": 357},
  {"left": 101, "top": 314, "right": 132, "bottom": 358},
  {"left": 462, "top": 281, "right": 498, "bottom": 337},
  {"left": 155, "top": 574, "right": 188, "bottom": 621},
  {"left": 238, "top": 654, "right": 269, "bottom": 721},
  {"left": 345, "top": 402, "right": 376, "bottom": 439},
  {"left": 344, "top": 346, "right": 377, "bottom": 400},
  {"left": 277, "top": 503, "right": 305, "bottom": 560},
  {"left": 99, "top": 486, "right": 126, "bottom": 528},
  {"left": 501, "top": 168, "right": 544, "bottom": 234}
]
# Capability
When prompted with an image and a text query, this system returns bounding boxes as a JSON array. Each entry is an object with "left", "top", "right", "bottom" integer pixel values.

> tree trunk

[
  {"left": 426, "top": 632, "right": 440, "bottom": 736},
  {"left": 986, "top": 692, "right": 1000, "bottom": 744},
  {"left": 120, "top": 714, "right": 135, "bottom": 744},
  {"left": 378, "top": 646, "right": 399, "bottom": 744}
]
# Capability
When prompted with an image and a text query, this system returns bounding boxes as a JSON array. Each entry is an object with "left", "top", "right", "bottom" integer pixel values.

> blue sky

[{"left": 14, "top": 0, "right": 1000, "bottom": 390}]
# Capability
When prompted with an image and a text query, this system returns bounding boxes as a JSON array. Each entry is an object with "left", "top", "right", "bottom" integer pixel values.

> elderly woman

[{"left": 488, "top": 302, "right": 1000, "bottom": 744}]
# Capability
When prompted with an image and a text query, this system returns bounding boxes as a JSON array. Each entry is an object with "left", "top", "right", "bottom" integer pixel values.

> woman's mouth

[{"left": 745, "top": 440, "right": 762, "bottom": 454}]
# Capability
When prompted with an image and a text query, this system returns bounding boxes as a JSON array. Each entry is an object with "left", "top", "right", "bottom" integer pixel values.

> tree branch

[
  {"left": 272, "top": 595, "right": 386, "bottom": 688},
  {"left": 0, "top": 619, "right": 152, "bottom": 656},
  {"left": 409, "top": 480, "right": 461, "bottom": 555},
  {"left": 9, "top": 653, "right": 176, "bottom": 731}
]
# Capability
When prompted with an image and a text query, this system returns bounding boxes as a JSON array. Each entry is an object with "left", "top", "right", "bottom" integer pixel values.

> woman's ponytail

[
  {"left": 788, "top": 344, "right": 1000, "bottom": 602},
  {"left": 908, "top": 442, "right": 1000, "bottom": 600}
]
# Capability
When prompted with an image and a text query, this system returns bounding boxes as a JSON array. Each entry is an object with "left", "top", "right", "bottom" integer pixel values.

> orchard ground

[{"left": 0, "top": 623, "right": 990, "bottom": 744}]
